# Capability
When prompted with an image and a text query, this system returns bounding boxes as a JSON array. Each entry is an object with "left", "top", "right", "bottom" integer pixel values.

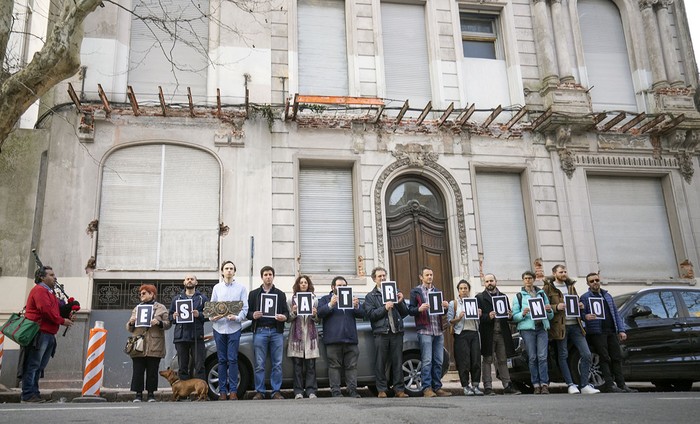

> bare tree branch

[{"left": 0, "top": 0, "right": 13, "bottom": 73}]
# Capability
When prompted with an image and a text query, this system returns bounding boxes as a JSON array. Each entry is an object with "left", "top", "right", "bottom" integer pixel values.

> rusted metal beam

[
  {"left": 216, "top": 88, "right": 222, "bottom": 118},
  {"left": 530, "top": 107, "right": 552, "bottom": 131},
  {"left": 599, "top": 112, "right": 626, "bottom": 132},
  {"left": 187, "top": 87, "right": 195, "bottom": 117},
  {"left": 67, "top": 83, "right": 82, "bottom": 110},
  {"left": 158, "top": 86, "right": 167, "bottom": 116},
  {"left": 374, "top": 105, "right": 386, "bottom": 124},
  {"left": 481, "top": 105, "right": 502, "bottom": 127},
  {"left": 284, "top": 97, "right": 291, "bottom": 121},
  {"left": 416, "top": 101, "right": 432, "bottom": 126},
  {"left": 126, "top": 85, "right": 140, "bottom": 116},
  {"left": 97, "top": 84, "right": 111, "bottom": 114},
  {"left": 619, "top": 112, "right": 646, "bottom": 133},
  {"left": 438, "top": 102, "right": 454, "bottom": 127},
  {"left": 395, "top": 100, "right": 409, "bottom": 125},
  {"left": 295, "top": 95, "right": 384, "bottom": 106},
  {"left": 659, "top": 114, "right": 685, "bottom": 133},
  {"left": 592, "top": 112, "right": 607, "bottom": 126},
  {"left": 456, "top": 103, "right": 476, "bottom": 126},
  {"left": 291, "top": 93, "right": 300, "bottom": 121},
  {"left": 504, "top": 107, "right": 527, "bottom": 130},
  {"left": 639, "top": 115, "right": 666, "bottom": 134}
]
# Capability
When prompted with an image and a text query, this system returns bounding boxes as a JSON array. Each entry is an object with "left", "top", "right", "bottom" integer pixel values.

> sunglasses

[
  {"left": 588, "top": 279, "right": 600, "bottom": 283},
  {"left": 139, "top": 291, "right": 150, "bottom": 295}
]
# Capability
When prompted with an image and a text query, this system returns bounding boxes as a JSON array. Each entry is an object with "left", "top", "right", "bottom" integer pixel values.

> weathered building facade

[{"left": 1, "top": 0, "right": 698, "bottom": 387}]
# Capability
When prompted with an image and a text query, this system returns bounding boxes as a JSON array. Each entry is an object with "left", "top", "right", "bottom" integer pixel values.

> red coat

[{"left": 25, "top": 284, "right": 65, "bottom": 335}]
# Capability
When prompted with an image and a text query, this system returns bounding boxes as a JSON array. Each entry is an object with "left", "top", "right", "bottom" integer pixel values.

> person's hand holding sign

[
  {"left": 329, "top": 294, "right": 338, "bottom": 308},
  {"left": 352, "top": 296, "right": 360, "bottom": 309},
  {"left": 419, "top": 303, "right": 430, "bottom": 312},
  {"left": 557, "top": 302, "right": 565, "bottom": 311},
  {"left": 397, "top": 292, "right": 404, "bottom": 303},
  {"left": 275, "top": 313, "right": 286, "bottom": 322},
  {"left": 253, "top": 311, "right": 263, "bottom": 319},
  {"left": 385, "top": 301, "right": 394, "bottom": 311},
  {"left": 150, "top": 318, "right": 159, "bottom": 326},
  {"left": 522, "top": 307, "right": 530, "bottom": 317}
]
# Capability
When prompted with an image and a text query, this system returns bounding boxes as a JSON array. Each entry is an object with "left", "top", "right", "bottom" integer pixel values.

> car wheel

[
  {"left": 204, "top": 356, "right": 253, "bottom": 400},
  {"left": 568, "top": 350, "right": 602, "bottom": 387},
  {"left": 401, "top": 351, "right": 423, "bottom": 397},
  {"left": 653, "top": 380, "right": 694, "bottom": 392}
]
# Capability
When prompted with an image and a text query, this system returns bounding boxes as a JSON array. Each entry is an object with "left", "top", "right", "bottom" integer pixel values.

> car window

[
  {"left": 634, "top": 291, "right": 678, "bottom": 320},
  {"left": 680, "top": 291, "right": 700, "bottom": 318}
]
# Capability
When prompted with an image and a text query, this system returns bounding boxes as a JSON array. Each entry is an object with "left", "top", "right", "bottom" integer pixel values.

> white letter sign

[
  {"left": 176, "top": 299, "right": 194, "bottom": 324},
  {"left": 492, "top": 295, "right": 509, "bottom": 319},
  {"left": 296, "top": 293, "right": 313, "bottom": 316},
  {"left": 381, "top": 281, "right": 398, "bottom": 303},
  {"left": 528, "top": 297, "right": 547, "bottom": 321},
  {"left": 428, "top": 291, "right": 444, "bottom": 315},
  {"left": 135, "top": 304, "right": 154, "bottom": 327},
  {"left": 565, "top": 295, "right": 580, "bottom": 318},
  {"left": 462, "top": 298, "right": 479, "bottom": 320},
  {"left": 337, "top": 287, "right": 354, "bottom": 310},
  {"left": 589, "top": 298, "right": 605, "bottom": 320},
  {"left": 261, "top": 293, "right": 278, "bottom": 318}
]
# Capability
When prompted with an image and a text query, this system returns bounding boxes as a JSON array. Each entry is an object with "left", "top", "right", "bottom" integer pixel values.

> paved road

[{"left": 1, "top": 392, "right": 699, "bottom": 424}]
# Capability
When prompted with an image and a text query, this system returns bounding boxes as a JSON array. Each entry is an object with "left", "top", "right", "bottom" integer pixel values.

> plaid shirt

[{"left": 417, "top": 285, "right": 443, "bottom": 336}]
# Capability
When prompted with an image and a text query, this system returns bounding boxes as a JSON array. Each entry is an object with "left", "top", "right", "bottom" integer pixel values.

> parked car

[
  {"left": 171, "top": 303, "right": 450, "bottom": 399},
  {"left": 508, "top": 287, "right": 700, "bottom": 392}
]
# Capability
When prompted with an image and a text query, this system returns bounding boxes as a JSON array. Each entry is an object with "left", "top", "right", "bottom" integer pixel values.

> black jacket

[
  {"left": 247, "top": 284, "right": 289, "bottom": 333},
  {"left": 168, "top": 290, "right": 208, "bottom": 343},
  {"left": 363, "top": 286, "right": 409, "bottom": 335},
  {"left": 476, "top": 289, "right": 516, "bottom": 358}
]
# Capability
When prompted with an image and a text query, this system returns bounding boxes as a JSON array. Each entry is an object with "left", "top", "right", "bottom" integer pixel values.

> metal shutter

[
  {"left": 475, "top": 172, "right": 531, "bottom": 280},
  {"left": 128, "top": 0, "right": 209, "bottom": 102},
  {"left": 297, "top": 0, "right": 349, "bottom": 95},
  {"left": 578, "top": 0, "right": 637, "bottom": 111},
  {"left": 381, "top": 2, "right": 432, "bottom": 106},
  {"left": 299, "top": 167, "right": 355, "bottom": 274},
  {"left": 97, "top": 144, "right": 220, "bottom": 270},
  {"left": 588, "top": 176, "right": 677, "bottom": 279}
]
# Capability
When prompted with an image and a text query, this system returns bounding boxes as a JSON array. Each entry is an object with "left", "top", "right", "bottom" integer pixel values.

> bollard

[
  {"left": 0, "top": 333, "right": 4, "bottom": 377},
  {"left": 72, "top": 321, "right": 107, "bottom": 403}
]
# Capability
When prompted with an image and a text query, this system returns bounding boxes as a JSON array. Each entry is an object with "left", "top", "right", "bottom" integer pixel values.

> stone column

[
  {"left": 656, "top": 0, "right": 684, "bottom": 87},
  {"left": 550, "top": 0, "right": 575, "bottom": 83},
  {"left": 532, "top": 0, "right": 559, "bottom": 86},
  {"left": 639, "top": 0, "right": 669, "bottom": 89}
]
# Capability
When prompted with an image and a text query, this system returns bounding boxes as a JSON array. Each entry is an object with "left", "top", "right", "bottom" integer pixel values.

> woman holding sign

[
  {"left": 447, "top": 280, "right": 483, "bottom": 396},
  {"left": 511, "top": 271, "right": 554, "bottom": 394},
  {"left": 126, "top": 284, "right": 172, "bottom": 402},
  {"left": 287, "top": 275, "right": 320, "bottom": 399}
]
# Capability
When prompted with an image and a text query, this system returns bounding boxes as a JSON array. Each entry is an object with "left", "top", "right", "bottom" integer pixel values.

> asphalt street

[{"left": 1, "top": 392, "right": 699, "bottom": 424}]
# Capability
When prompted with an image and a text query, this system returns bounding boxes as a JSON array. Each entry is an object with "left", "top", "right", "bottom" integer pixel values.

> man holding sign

[
  {"left": 476, "top": 274, "right": 520, "bottom": 395},
  {"left": 363, "top": 267, "right": 409, "bottom": 398},
  {"left": 248, "top": 266, "right": 289, "bottom": 400},
  {"left": 581, "top": 273, "right": 637, "bottom": 393},
  {"left": 169, "top": 275, "right": 209, "bottom": 381},
  {"left": 408, "top": 267, "right": 451, "bottom": 397},
  {"left": 511, "top": 271, "right": 554, "bottom": 394}
]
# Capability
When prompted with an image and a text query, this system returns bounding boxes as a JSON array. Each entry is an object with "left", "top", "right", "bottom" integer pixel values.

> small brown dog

[{"left": 159, "top": 369, "right": 208, "bottom": 401}]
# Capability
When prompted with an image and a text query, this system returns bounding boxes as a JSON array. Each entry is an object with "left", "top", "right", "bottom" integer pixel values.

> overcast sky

[{"left": 686, "top": 1, "right": 699, "bottom": 69}]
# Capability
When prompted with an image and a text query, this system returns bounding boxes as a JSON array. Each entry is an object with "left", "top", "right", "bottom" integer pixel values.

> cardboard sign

[
  {"left": 589, "top": 297, "right": 606, "bottom": 320},
  {"left": 492, "top": 295, "right": 510, "bottom": 319},
  {"left": 381, "top": 281, "right": 398, "bottom": 303},
  {"left": 565, "top": 295, "right": 580, "bottom": 318},
  {"left": 337, "top": 287, "right": 354, "bottom": 310},
  {"left": 296, "top": 293, "right": 313, "bottom": 316},
  {"left": 528, "top": 297, "right": 547, "bottom": 321},
  {"left": 175, "top": 299, "right": 194, "bottom": 324},
  {"left": 261, "top": 293, "right": 278, "bottom": 318},
  {"left": 462, "top": 298, "right": 479, "bottom": 320},
  {"left": 428, "top": 291, "right": 444, "bottom": 315},
  {"left": 135, "top": 304, "right": 154, "bottom": 327}
]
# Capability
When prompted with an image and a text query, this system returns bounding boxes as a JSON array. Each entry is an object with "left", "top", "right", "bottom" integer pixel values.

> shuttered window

[
  {"left": 97, "top": 144, "right": 220, "bottom": 270},
  {"left": 297, "top": 0, "right": 349, "bottom": 95},
  {"left": 475, "top": 172, "right": 530, "bottom": 280},
  {"left": 128, "top": 0, "right": 209, "bottom": 101},
  {"left": 381, "top": 2, "right": 432, "bottom": 106},
  {"left": 588, "top": 176, "right": 677, "bottom": 279},
  {"left": 578, "top": 0, "right": 637, "bottom": 111},
  {"left": 299, "top": 167, "right": 355, "bottom": 274}
]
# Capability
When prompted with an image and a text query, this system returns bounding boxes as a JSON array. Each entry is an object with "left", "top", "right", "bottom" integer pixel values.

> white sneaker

[
  {"left": 308, "top": 393, "right": 317, "bottom": 399},
  {"left": 294, "top": 393, "right": 303, "bottom": 400},
  {"left": 463, "top": 386, "right": 474, "bottom": 396},
  {"left": 471, "top": 386, "right": 484, "bottom": 396},
  {"left": 581, "top": 385, "right": 600, "bottom": 394},
  {"left": 568, "top": 385, "right": 581, "bottom": 394}
]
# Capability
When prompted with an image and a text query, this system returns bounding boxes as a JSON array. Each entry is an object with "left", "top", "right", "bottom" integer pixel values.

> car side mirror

[{"left": 630, "top": 304, "right": 652, "bottom": 319}]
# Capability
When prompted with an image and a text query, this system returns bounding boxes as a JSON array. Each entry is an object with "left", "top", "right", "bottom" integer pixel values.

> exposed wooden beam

[
  {"left": 158, "top": 86, "right": 167, "bottom": 116},
  {"left": 659, "top": 114, "right": 685, "bottom": 133},
  {"left": 456, "top": 103, "right": 476, "bottom": 126},
  {"left": 639, "top": 115, "right": 666, "bottom": 134},
  {"left": 291, "top": 93, "right": 300, "bottom": 121},
  {"left": 97, "top": 84, "right": 111, "bottom": 114},
  {"left": 619, "top": 112, "right": 646, "bottom": 133},
  {"left": 481, "top": 105, "right": 502, "bottom": 127},
  {"left": 438, "top": 102, "right": 454, "bottom": 127},
  {"left": 504, "top": 107, "right": 527, "bottom": 130},
  {"left": 599, "top": 112, "right": 626, "bottom": 132},
  {"left": 374, "top": 105, "right": 386, "bottom": 124},
  {"left": 416, "top": 101, "right": 432, "bottom": 126},
  {"left": 395, "top": 100, "right": 409, "bottom": 125},
  {"left": 530, "top": 107, "right": 552, "bottom": 131},
  {"left": 216, "top": 88, "right": 222, "bottom": 118},
  {"left": 126, "top": 85, "right": 140, "bottom": 116},
  {"left": 187, "top": 87, "right": 195, "bottom": 117},
  {"left": 592, "top": 112, "right": 607, "bottom": 126},
  {"left": 67, "top": 83, "right": 82, "bottom": 110}
]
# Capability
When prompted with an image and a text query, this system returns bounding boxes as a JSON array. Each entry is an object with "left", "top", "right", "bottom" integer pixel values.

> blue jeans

[
  {"left": 417, "top": 333, "right": 444, "bottom": 391},
  {"left": 21, "top": 332, "right": 56, "bottom": 400},
  {"left": 556, "top": 324, "right": 592, "bottom": 388},
  {"left": 213, "top": 330, "right": 241, "bottom": 395},
  {"left": 253, "top": 327, "right": 284, "bottom": 393},
  {"left": 521, "top": 327, "right": 549, "bottom": 385}
]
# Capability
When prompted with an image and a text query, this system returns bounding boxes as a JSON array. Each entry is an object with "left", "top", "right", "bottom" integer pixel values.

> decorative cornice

[
  {"left": 575, "top": 154, "right": 678, "bottom": 168},
  {"left": 390, "top": 143, "right": 439, "bottom": 166},
  {"left": 676, "top": 152, "right": 694, "bottom": 183},
  {"left": 558, "top": 148, "right": 576, "bottom": 179},
  {"left": 638, "top": 0, "right": 659, "bottom": 11}
]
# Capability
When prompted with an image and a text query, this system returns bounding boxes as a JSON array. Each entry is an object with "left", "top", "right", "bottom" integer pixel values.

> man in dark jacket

[
  {"left": 363, "top": 267, "right": 409, "bottom": 398},
  {"left": 247, "top": 266, "right": 289, "bottom": 400},
  {"left": 169, "top": 274, "right": 209, "bottom": 381},
  {"left": 318, "top": 276, "right": 364, "bottom": 398},
  {"left": 475, "top": 273, "right": 520, "bottom": 395},
  {"left": 581, "top": 273, "right": 637, "bottom": 393}
]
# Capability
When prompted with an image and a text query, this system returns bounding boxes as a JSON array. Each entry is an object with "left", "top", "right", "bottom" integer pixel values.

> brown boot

[
  {"left": 228, "top": 393, "right": 238, "bottom": 400},
  {"left": 218, "top": 393, "right": 227, "bottom": 401},
  {"left": 423, "top": 388, "right": 437, "bottom": 398},
  {"left": 377, "top": 391, "right": 387, "bottom": 398},
  {"left": 395, "top": 391, "right": 409, "bottom": 398},
  {"left": 435, "top": 389, "right": 452, "bottom": 397}
]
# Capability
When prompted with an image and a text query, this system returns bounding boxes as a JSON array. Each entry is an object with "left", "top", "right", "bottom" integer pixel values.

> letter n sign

[
  {"left": 528, "top": 297, "right": 547, "bottom": 320},
  {"left": 589, "top": 298, "right": 606, "bottom": 320}
]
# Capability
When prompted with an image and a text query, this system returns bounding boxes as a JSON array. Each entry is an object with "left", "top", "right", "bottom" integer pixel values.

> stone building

[{"left": 1, "top": 0, "right": 698, "bottom": 388}]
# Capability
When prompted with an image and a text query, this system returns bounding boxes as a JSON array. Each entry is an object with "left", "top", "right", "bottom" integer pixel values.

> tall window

[
  {"left": 97, "top": 144, "right": 220, "bottom": 270},
  {"left": 588, "top": 176, "right": 677, "bottom": 279},
  {"left": 128, "top": 0, "right": 210, "bottom": 101},
  {"left": 578, "top": 0, "right": 636, "bottom": 111},
  {"left": 475, "top": 172, "right": 531, "bottom": 279},
  {"left": 299, "top": 167, "right": 355, "bottom": 274},
  {"left": 381, "top": 2, "right": 432, "bottom": 106},
  {"left": 297, "top": 0, "right": 349, "bottom": 95},
  {"left": 461, "top": 13, "right": 498, "bottom": 59}
]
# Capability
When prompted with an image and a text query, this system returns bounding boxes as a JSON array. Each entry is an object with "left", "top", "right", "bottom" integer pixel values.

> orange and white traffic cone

[
  {"left": 0, "top": 333, "right": 4, "bottom": 378},
  {"left": 73, "top": 321, "right": 107, "bottom": 402}
]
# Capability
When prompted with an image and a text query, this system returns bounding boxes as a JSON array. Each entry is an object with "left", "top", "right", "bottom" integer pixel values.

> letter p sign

[{"left": 261, "top": 293, "right": 278, "bottom": 318}]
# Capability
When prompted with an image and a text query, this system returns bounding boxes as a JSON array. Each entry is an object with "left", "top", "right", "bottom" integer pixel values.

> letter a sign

[
  {"left": 296, "top": 293, "right": 313, "bottom": 316},
  {"left": 261, "top": 293, "right": 278, "bottom": 318},
  {"left": 589, "top": 298, "right": 606, "bottom": 320}
]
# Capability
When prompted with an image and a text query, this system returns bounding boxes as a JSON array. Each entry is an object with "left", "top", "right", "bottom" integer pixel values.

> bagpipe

[{"left": 32, "top": 249, "right": 80, "bottom": 335}]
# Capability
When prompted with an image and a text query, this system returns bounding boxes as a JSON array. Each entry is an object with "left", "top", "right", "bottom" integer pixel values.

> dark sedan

[{"left": 508, "top": 287, "right": 700, "bottom": 392}]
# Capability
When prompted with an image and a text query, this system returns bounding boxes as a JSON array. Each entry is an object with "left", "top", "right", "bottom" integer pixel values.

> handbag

[
  {"left": 124, "top": 334, "right": 145, "bottom": 354},
  {"left": 1, "top": 310, "right": 40, "bottom": 347}
]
